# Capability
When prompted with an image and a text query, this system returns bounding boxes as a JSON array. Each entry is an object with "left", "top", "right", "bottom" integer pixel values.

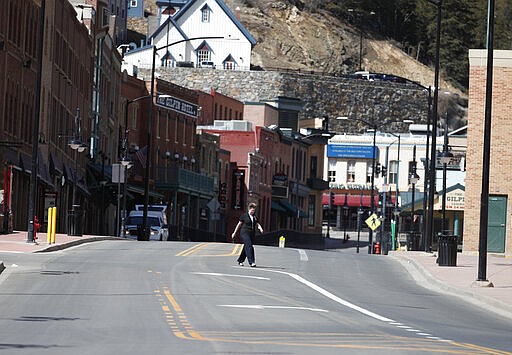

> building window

[
  {"left": 308, "top": 195, "right": 315, "bottom": 226},
  {"left": 389, "top": 160, "right": 398, "bottom": 184},
  {"left": 309, "top": 156, "right": 317, "bottom": 179},
  {"left": 198, "top": 49, "right": 210, "bottom": 63},
  {"left": 102, "top": 8, "right": 109, "bottom": 27},
  {"left": 347, "top": 161, "right": 355, "bottom": 182},
  {"left": 130, "top": 0, "right": 137, "bottom": 7},
  {"left": 201, "top": 7, "right": 210, "bottom": 22},
  {"left": 224, "top": 61, "right": 234, "bottom": 70},
  {"left": 367, "top": 162, "right": 372, "bottom": 183}
]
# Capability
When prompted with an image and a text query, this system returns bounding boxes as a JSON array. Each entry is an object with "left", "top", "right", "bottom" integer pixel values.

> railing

[{"left": 155, "top": 166, "right": 214, "bottom": 193}]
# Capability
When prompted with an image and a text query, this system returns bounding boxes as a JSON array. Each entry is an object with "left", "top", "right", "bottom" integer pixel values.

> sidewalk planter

[
  {"left": 67, "top": 207, "right": 84, "bottom": 237},
  {"left": 438, "top": 234, "right": 457, "bottom": 266}
]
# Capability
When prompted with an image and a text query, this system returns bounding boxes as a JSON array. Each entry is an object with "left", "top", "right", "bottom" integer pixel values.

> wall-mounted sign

[
  {"left": 434, "top": 188, "right": 465, "bottom": 210},
  {"left": 327, "top": 144, "right": 378, "bottom": 159},
  {"left": 156, "top": 94, "right": 198, "bottom": 117},
  {"left": 232, "top": 170, "right": 245, "bottom": 210}
]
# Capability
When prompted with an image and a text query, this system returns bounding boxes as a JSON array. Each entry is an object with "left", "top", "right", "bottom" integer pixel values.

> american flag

[{"left": 135, "top": 146, "right": 147, "bottom": 169}]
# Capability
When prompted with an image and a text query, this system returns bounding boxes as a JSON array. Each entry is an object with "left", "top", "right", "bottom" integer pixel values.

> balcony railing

[{"left": 155, "top": 166, "right": 214, "bottom": 194}]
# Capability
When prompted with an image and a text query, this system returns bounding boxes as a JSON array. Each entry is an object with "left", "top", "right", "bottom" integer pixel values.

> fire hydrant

[
  {"left": 34, "top": 216, "right": 41, "bottom": 240},
  {"left": 374, "top": 242, "right": 381, "bottom": 254}
]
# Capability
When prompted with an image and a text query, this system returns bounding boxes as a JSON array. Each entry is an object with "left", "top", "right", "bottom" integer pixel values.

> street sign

[
  {"left": 207, "top": 197, "right": 220, "bottom": 211},
  {"left": 365, "top": 213, "right": 381, "bottom": 231}
]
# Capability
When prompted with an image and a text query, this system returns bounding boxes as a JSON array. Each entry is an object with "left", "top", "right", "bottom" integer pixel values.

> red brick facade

[{"left": 465, "top": 49, "right": 512, "bottom": 255}]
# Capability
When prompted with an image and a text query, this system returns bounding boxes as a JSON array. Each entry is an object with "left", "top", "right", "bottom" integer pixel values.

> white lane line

[
  {"left": 192, "top": 272, "right": 270, "bottom": 280},
  {"left": 298, "top": 249, "right": 309, "bottom": 261},
  {"left": 259, "top": 268, "right": 394, "bottom": 323},
  {"left": 218, "top": 305, "right": 328, "bottom": 312}
]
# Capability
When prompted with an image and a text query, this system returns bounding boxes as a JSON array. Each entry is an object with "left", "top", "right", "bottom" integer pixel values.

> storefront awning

[
  {"left": 277, "top": 199, "right": 307, "bottom": 218},
  {"left": 322, "top": 193, "right": 394, "bottom": 208},
  {"left": 271, "top": 201, "right": 287, "bottom": 213}
]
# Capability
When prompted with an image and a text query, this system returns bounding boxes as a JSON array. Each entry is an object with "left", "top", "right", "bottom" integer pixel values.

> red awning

[{"left": 322, "top": 193, "right": 395, "bottom": 207}]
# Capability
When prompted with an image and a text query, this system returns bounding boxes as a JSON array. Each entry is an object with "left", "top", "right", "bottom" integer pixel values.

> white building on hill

[{"left": 123, "top": 0, "right": 256, "bottom": 70}]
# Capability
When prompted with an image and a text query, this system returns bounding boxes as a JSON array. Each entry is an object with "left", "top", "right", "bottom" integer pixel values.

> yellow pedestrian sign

[{"left": 365, "top": 213, "right": 381, "bottom": 231}]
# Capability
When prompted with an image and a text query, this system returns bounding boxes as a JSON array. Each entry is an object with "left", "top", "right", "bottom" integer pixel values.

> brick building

[{"left": 465, "top": 49, "right": 512, "bottom": 255}]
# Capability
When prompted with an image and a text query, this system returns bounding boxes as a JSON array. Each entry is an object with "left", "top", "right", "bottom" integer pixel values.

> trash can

[
  {"left": 67, "top": 206, "right": 83, "bottom": 236},
  {"left": 407, "top": 232, "right": 420, "bottom": 251},
  {"left": 437, "top": 234, "right": 457, "bottom": 266},
  {"left": 381, "top": 233, "right": 391, "bottom": 255}
]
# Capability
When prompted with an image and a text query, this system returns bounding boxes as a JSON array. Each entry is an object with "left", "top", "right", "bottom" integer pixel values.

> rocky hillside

[
  {"left": 225, "top": 0, "right": 460, "bottom": 94},
  {"left": 224, "top": 0, "right": 467, "bottom": 127},
  {"left": 135, "top": 0, "right": 467, "bottom": 127}
]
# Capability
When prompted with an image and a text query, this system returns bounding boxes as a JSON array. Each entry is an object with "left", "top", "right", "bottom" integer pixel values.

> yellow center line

[
  {"left": 176, "top": 243, "right": 208, "bottom": 256},
  {"left": 158, "top": 288, "right": 507, "bottom": 352},
  {"left": 163, "top": 288, "right": 182, "bottom": 313}
]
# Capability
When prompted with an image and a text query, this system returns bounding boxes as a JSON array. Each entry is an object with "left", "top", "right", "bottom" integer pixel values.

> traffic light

[
  {"left": 381, "top": 165, "right": 387, "bottom": 177},
  {"left": 375, "top": 163, "right": 381, "bottom": 177},
  {"left": 329, "top": 191, "right": 335, "bottom": 208},
  {"left": 378, "top": 193, "right": 384, "bottom": 207}
]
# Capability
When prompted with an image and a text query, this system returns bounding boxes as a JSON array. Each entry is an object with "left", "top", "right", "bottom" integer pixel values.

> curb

[
  {"left": 34, "top": 236, "right": 128, "bottom": 253},
  {"left": 389, "top": 252, "right": 512, "bottom": 320}
]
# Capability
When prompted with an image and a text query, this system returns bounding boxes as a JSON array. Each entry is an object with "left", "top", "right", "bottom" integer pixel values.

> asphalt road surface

[{"left": 0, "top": 240, "right": 511, "bottom": 354}]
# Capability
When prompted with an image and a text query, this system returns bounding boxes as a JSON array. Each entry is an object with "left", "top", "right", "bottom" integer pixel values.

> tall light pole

[
  {"left": 141, "top": 36, "right": 224, "bottom": 241},
  {"left": 426, "top": 0, "right": 442, "bottom": 252},
  {"left": 27, "top": 0, "right": 45, "bottom": 243},
  {"left": 476, "top": 0, "right": 495, "bottom": 285},
  {"left": 338, "top": 117, "right": 413, "bottom": 254},
  {"left": 121, "top": 95, "right": 149, "bottom": 237}
]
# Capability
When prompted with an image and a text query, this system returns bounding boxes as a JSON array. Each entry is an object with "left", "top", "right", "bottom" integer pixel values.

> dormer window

[
  {"left": 201, "top": 4, "right": 211, "bottom": 22},
  {"left": 223, "top": 54, "right": 237, "bottom": 70},
  {"left": 196, "top": 41, "right": 213, "bottom": 66}
]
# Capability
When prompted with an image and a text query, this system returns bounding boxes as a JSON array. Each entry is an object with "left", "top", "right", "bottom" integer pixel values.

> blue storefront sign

[{"left": 327, "top": 144, "right": 378, "bottom": 159}]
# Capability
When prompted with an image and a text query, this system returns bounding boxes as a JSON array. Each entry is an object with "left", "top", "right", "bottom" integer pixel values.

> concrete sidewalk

[
  {"left": 0, "top": 231, "right": 126, "bottom": 272},
  {"left": 389, "top": 250, "right": 512, "bottom": 319}
]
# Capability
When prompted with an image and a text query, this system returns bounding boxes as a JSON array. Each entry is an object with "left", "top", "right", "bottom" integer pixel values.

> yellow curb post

[
  {"left": 50, "top": 207, "right": 57, "bottom": 244},
  {"left": 47, "top": 207, "right": 53, "bottom": 243}
]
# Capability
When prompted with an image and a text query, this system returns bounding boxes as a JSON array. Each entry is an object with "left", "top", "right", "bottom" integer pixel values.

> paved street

[{"left": 1, "top": 233, "right": 511, "bottom": 354}]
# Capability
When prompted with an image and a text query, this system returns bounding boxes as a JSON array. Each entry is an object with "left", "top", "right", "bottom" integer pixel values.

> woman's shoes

[
  {"left": 238, "top": 262, "right": 244, "bottom": 266},
  {"left": 250, "top": 263, "right": 257, "bottom": 267}
]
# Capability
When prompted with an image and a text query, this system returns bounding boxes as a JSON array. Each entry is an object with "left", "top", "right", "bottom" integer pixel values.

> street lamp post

[
  {"left": 142, "top": 36, "right": 224, "bottom": 241},
  {"left": 121, "top": 95, "right": 149, "bottom": 237},
  {"left": 425, "top": 0, "right": 443, "bottom": 253},
  {"left": 409, "top": 145, "right": 420, "bottom": 250},
  {"left": 27, "top": 0, "right": 45, "bottom": 243},
  {"left": 68, "top": 108, "right": 87, "bottom": 236},
  {"left": 476, "top": 0, "right": 495, "bottom": 285},
  {"left": 438, "top": 116, "right": 453, "bottom": 235}
]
